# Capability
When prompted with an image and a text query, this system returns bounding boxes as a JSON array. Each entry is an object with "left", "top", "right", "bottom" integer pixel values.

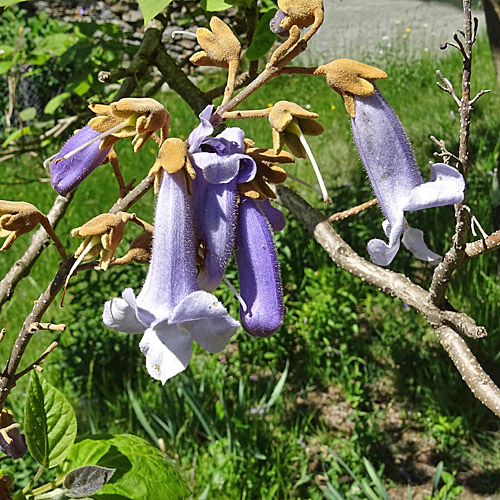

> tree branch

[
  {"left": 275, "top": 185, "right": 500, "bottom": 415},
  {"left": 0, "top": 193, "right": 73, "bottom": 312}
]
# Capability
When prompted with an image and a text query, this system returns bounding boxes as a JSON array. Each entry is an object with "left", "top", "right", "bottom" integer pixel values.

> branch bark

[
  {"left": 275, "top": 185, "right": 500, "bottom": 417},
  {"left": 0, "top": 193, "right": 73, "bottom": 312}
]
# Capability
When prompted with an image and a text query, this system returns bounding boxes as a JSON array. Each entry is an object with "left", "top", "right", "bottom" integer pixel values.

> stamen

[
  {"left": 56, "top": 117, "right": 136, "bottom": 163},
  {"left": 43, "top": 153, "right": 58, "bottom": 169},
  {"left": 286, "top": 172, "right": 323, "bottom": 197},
  {"left": 464, "top": 205, "right": 489, "bottom": 239},
  {"left": 223, "top": 275, "right": 247, "bottom": 312},
  {"left": 61, "top": 236, "right": 100, "bottom": 307},
  {"left": 171, "top": 30, "right": 197, "bottom": 39},
  {"left": 298, "top": 131, "right": 332, "bottom": 204}
]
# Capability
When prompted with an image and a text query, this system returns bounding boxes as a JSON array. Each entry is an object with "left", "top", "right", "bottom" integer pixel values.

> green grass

[{"left": 1, "top": 28, "right": 500, "bottom": 499}]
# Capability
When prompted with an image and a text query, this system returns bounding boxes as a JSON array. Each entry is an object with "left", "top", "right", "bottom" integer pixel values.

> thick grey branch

[
  {"left": 436, "top": 326, "right": 500, "bottom": 418},
  {"left": 276, "top": 186, "right": 499, "bottom": 414}
]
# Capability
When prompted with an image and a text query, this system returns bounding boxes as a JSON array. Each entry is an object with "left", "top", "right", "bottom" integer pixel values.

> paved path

[{"left": 306, "top": 0, "right": 485, "bottom": 63}]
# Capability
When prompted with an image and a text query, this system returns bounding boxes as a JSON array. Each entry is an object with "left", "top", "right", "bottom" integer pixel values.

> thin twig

[
  {"left": 430, "top": 135, "right": 460, "bottom": 164},
  {"left": 470, "top": 88, "right": 491, "bottom": 105},
  {"left": 466, "top": 229, "right": 500, "bottom": 258},
  {"left": 430, "top": 0, "right": 474, "bottom": 306},
  {"left": 328, "top": 198, "right": 378, "bottom": 222},
  {"left": 436, "top": 69, "right": 462, "bottom": 107},
  {"left": 15, "top": 341, "right": 58, "bottom": 381}
]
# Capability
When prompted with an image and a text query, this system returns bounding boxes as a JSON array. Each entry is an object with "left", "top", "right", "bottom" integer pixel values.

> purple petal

[
  {"left": 137, "top": 170, "right": 198, "bottom": 322},
  {"left": 402, "top": 226, "right": 441, "bottom": 263},
  {"left": 0, "top": 427, "right": 27, "bottom": 459},
  {"left": 270, "top": 9, "right": 289, "bottom": 38},
  {"left": 402, "top": 163, "right": 465, "bottom": 211},
  {"left": 188, "top": 105, "right": 214, "bottom": 152},
  {"left": 139, "top": 325, "right": 193, "bottom": 384},
  {"left": 50, "top": 126, "right": 111, "bottom": 196},
  {"left": 257, "top": 199, "right": 286, "bottom": 232},
  {"left": 193, "top": 175, "right": 238, "bottom": 292},
  {"left": 171, "top": 290, "right": 239, "bottom": 352},
  {"left": 351, "top": 89, "right": 423, "bottom": 229},
  {"left": 235, "top": 196, "right": 285, "bottom": 337},
  {"left": 192, "top": 152, "right": 256, "bottom": 184}
]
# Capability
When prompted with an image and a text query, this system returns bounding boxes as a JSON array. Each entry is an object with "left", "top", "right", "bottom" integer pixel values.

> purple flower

[
  {"left": 189, "top": 106, "right": 256, "bottom": 292},
  {"left": 270, "top": 9, "right": 290, "bottom": 38},
  {"left": 235, "top": 196, "right": 285, "bottom": 337},
  {"left": 103, "top": 169, "right": 239, "bottom": 383},
  {"left": 0, "top": 425, "right": 27, "bottom": 460},
  {"left": 50, "top": 126, "right": 111, "bottom": 196},
  {"left": 351, "top": 88, "right": 465, "bottom": 266}
]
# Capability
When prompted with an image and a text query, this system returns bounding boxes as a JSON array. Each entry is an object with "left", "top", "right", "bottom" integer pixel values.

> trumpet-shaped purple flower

[
  {"left": 351, "top": 88, "right": 465, "bottom": 266},
  {"left": 189, "top": 105, "right": 256, "bottom": 291},
  {"left": 235, "top": 196, "right": 285, "bottom": 337},
  {"left": 103, "top": 170, "right": 239, "bottom": 383},
  {"left": 270, "top": 9, "right": 290, "bottom": 38},
  {"left": 50, "top": 126, "right": 111, "bottom": 196}
]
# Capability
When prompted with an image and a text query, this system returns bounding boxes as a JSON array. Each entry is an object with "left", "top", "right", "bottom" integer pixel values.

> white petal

[
  {"left": 171, "top": 291, "right": 239, "bottom": 353},
  {"left": 402, "top": 163, "right": 465, "bottom": 212},
  {"left": 402, "top": 226, "right": 441, "bottom": 263},
  {"left": 139, "top": 324, "right": 193, "bottom": 384},
  {"left": 367, "top": 237, "right": 401, "bottom": 267},
  {"left": 103, "top": 288, "right": 145, "bottom": 334}
]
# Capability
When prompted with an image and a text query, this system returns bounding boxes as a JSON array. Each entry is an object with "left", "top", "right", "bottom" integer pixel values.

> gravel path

[{"left": 306, "top": 0, "right": 485, "bottom": 63}]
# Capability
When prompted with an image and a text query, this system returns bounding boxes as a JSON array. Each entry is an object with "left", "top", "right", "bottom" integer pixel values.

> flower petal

[
  {"left": 402, "top": 163, "right": 465, "bottom": 212},
  {"left": 402, "top": 225, "right": 441, "bottom": 263},
  {"left": 188, "top": 105, "right": 214, "bottom": 152},
  {"left": 50, "top": 126, "right": 111, "bottom": 196},
  {"left": 351, "top": 89, "right": 422, "bottom": 228},
  {"left": 139, "top": 325, "right": 193, "bottom": 384},
  {"left": 171, "top": 290, "right": 239, "bottom": 352},
  {"left": 257, "top": 199, "right": 286, "bottom": 232},
  {"left": 193, "top": 176, "right": 238, "bottom": 292},
  {"left": 235, "top": 197, "right": 285, "bottom": 337},
  {"left": 103, "top": 288, "right": 147, "bottom": 333},
  {"left": 367, "top": 235, "right": 401, "bottom": 267},
  {"left": 192, "top": 152, "right": 255, "bottom": 184}
]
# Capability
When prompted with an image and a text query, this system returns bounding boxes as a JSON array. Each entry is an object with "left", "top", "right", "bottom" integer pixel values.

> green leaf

[
  {"left": 0, "top": 0, "right": 28, "bottom": 6},
  {"left": 64, "top": 465, "right": 116, "bottom": 498},
  {"left": 201, "top": 0, "right": 234, "bottom": 11},
  {"left": 137, "top": 0, "right": 173, "bottom": 25},
  {"left": 246, "top": 9, "right": 277, "bottom": 60},
  {"left": 1, "top": 126, "right": 31, "bottom": 148},
  {"left": 44, "top": 92, "right": 72, "bottom": 115},
  {"left": 24, "top": 372, "right": 77, "bottom": 469},
  {"left": 32, "top": 33, "right": 74, "bottom": 57},
  {"left": 0, "top": 60, "right": 13, "bottom": 75},
  {"left": 19, "top": 107, "right": 36, "bottom": 121},
  {"left": 62, "top": 434, "right": 190, "bottom": 500}
]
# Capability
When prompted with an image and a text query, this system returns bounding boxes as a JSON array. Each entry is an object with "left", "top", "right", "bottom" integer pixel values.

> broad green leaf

[
  {"left": 33, "top": 489, "right": 65, "bottom": 500},
  {"left": 44, "top": 92, "right": 72, "bottom": 115},
  {"left": 32, "top": 33, "right": 75, "bottom": 57},
  {"left": 62, "top": 434, "right": 190, "bottom": 500},
  {"left": 19, "top": 107, "right": 36, "bottom": 121},
  {"left": 0, "top": 60, "right": 13, "bottom": 75},
  {"left": 71, "top": 80, "right": 91, "bottom": 97},
  {"left": 12, "top": 491, "right": 27, "bottom": 500},
  {"left": 24, "top": 372, "right": 77, "bottom": 469},
  {"left": 201, "top": 0, "right": 233, "bottom": 11},
  {"left": 2, "top": 126, "right": 31, "bottom": 148},
  {"left": 246, "top": 9, "right": 277, "bottom": 60},
  {"left": 137, "top": 0, "right": 173, "bottom": 25},
  {"left": 64, "top": 465, "right": 115, "bottom": 498},
  {"left": 0, "top": 0, "right": 28, "bottom": 6}
]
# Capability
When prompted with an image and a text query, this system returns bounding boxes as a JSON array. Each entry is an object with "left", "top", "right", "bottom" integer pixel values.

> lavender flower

[
  {"left": 351, "top": 88, "right": 465, "bottom": 266},
  {"left": 50, "top": 126, "right": 111, "bottom": 196},
  {"left": 189, "top": 105, "right": 256, "bottom": 292},
  {"left": 103, "top": 169, "right": 239, "bottom": 383},
  {"left": 235, "top": 196, "right": 285, "bottom": 337},
  {"left": 270, "top": 9, "right": 290, "bottom": 38}
]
